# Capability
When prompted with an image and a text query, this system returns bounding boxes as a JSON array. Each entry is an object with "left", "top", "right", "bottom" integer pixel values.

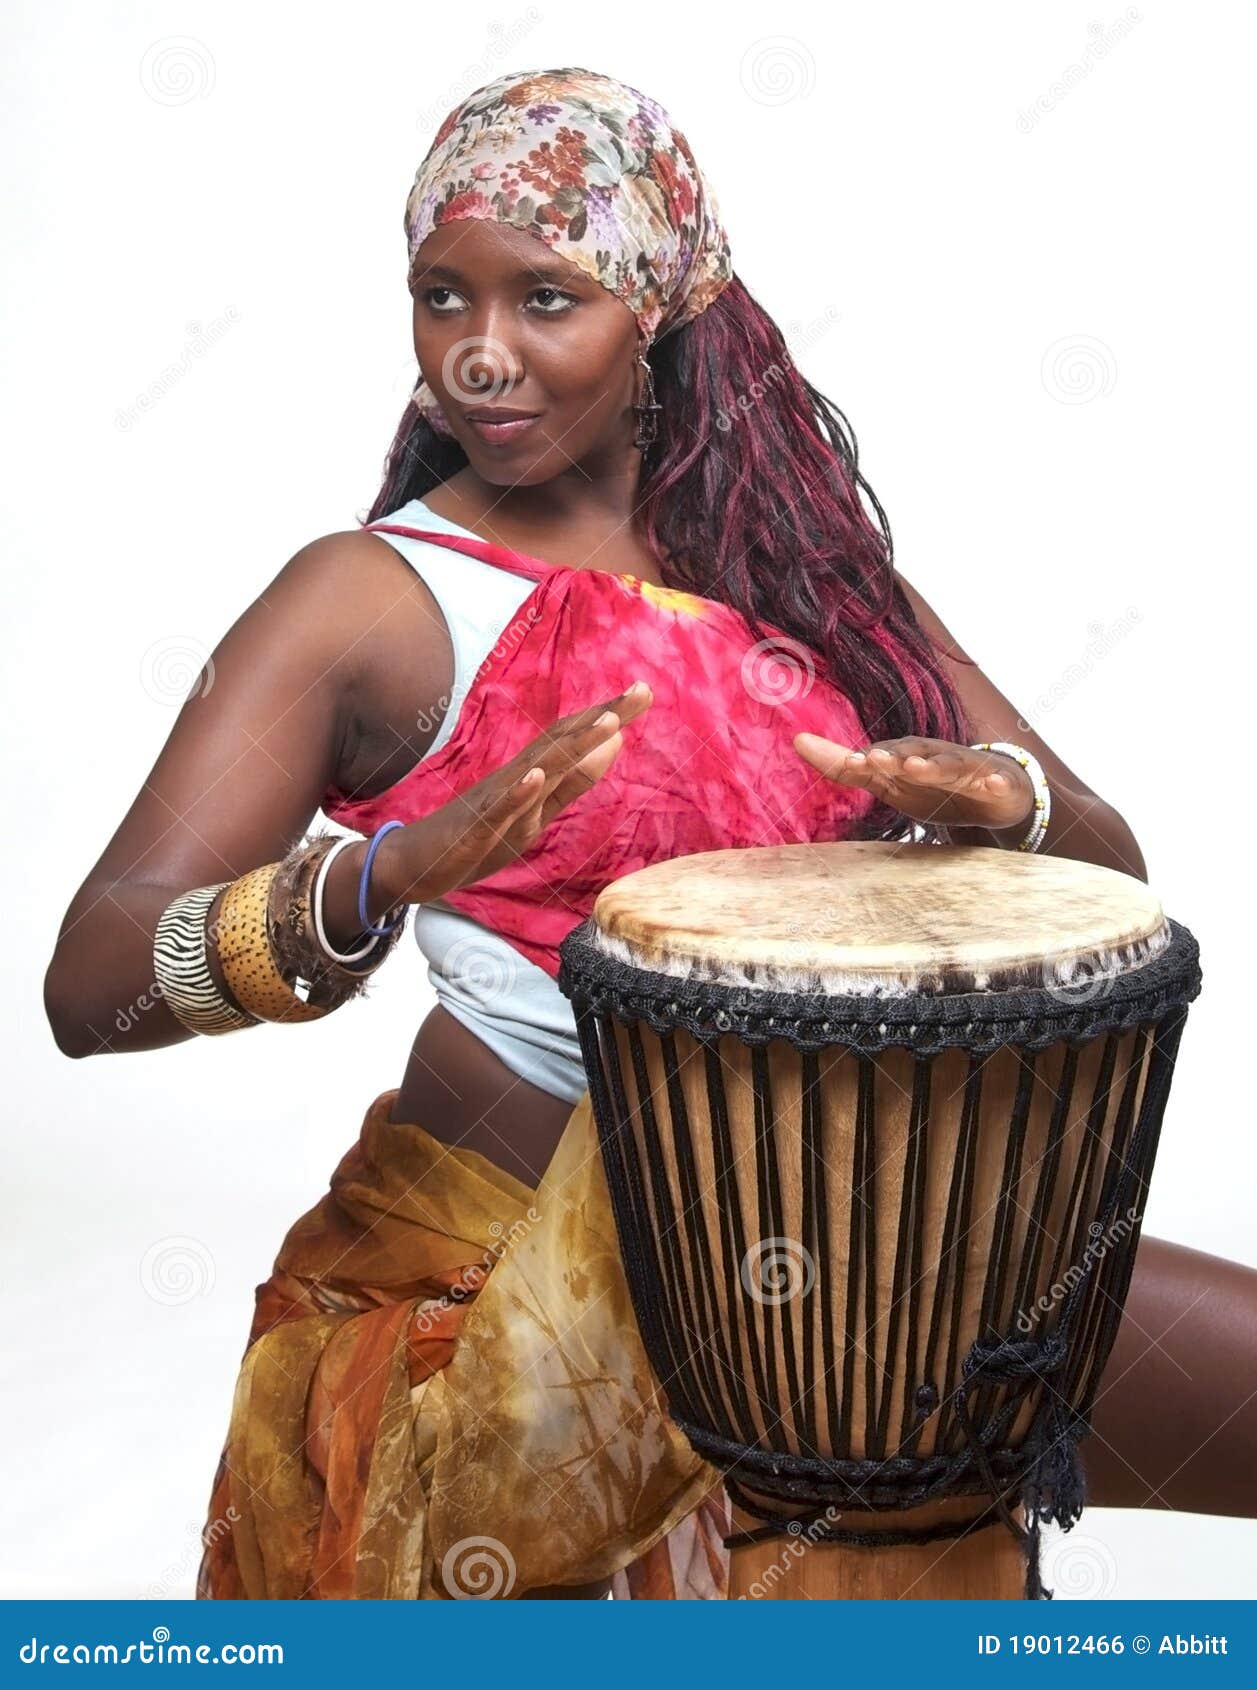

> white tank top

[{"left": 365, "top": 497, "right": 589, "bottom": 1105}]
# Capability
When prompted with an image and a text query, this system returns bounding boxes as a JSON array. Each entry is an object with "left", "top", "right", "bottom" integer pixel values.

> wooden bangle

[
  {"left": 268, "top": 832, "right": 402, "bottom": 1011},
  {"left": 214, "top": 862, "right": 330, "bottom": 1024}
]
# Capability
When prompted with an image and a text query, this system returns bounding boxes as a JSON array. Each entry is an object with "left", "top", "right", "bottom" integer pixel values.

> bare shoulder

[
  {"left": 271, "top": 526, "right": 454, "bottom": 797},
  {"left": 264, "top": 524, "right": 439, "bottom": 648},
  {"left": 892, "top": 567, "right": 973, "bottom": 665},
  {"left": 251, "top": 526, "right": 447, "bottom": 686}
]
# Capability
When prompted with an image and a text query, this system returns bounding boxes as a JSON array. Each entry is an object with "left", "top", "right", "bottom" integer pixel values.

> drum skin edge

[{"left": 557, "top": 845, "right": 1204, "bottom": 1600}]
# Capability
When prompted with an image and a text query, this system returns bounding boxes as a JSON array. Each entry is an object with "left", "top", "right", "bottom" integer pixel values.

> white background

[{"left": 3, "top": 0, "right": 1253, "bottom": 1598}]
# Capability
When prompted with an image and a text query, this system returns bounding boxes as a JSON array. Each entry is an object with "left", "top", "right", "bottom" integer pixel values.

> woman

[{"left": 44, "top": 66, "right": 1255, "bottom": 1600}]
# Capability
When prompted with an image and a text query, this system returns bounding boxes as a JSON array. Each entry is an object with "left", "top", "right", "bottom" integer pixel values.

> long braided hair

[{"left": 366, "top": 272, "right": 976, "bottom": 842}]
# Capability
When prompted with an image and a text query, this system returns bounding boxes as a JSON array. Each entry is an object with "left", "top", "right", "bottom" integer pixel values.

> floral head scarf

[{"left": 402, "top": 67, "right": 733, "bottom": 429}]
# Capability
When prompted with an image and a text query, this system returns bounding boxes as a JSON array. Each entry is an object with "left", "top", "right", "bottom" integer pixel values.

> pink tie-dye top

[{"left": 321, "top": 523, "right": 875, "bottom": 979}]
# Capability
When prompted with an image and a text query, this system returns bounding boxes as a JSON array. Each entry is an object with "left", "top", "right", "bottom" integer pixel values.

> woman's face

[{"left": 410, "top": 219, "right": 642, "bottom": 486}]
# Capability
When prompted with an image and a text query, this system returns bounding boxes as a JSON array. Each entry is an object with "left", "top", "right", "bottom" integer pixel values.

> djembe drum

[{"left": 556, "top": 842, "right": 1202, "bottom": 1599}]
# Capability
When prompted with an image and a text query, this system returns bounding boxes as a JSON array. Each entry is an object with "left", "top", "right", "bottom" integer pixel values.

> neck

[
  {"left": 459, "top": 459, "right": 645, "bottom": 531},
  {"left": 430, "top": 461, "right": 661, "bottom": 579}
]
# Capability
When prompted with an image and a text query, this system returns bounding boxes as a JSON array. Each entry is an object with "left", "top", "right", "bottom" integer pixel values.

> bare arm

[
  {"left": 896, "top": 572, "right": 1148, "bottom": 881},
  {"left": 42, "top": 530, "right": 452, "bottom": 1057}
]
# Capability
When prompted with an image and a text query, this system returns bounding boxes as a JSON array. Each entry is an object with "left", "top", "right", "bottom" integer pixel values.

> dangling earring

[{"left": 632, "top": 343, "right": 662, "bottom": 453}]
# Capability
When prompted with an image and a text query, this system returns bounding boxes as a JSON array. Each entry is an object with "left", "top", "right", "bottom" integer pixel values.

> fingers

[
  {"left": 523, "top": 681, "right": 652, "bottom": 786},
  {"left": 794, "top": 732, "right": 880, "bottom": 789},
  {"left": 793, "top": 733, "right": 1037, "bottom": 836},
  {"left": 893, "top": 747, "right": 969, "bottom": 786},
  {"left": 795, "top": 733, "right": 964, "bottom": 792},
  {"left": 564, "top": 681, "right": 654, "bottom": 741},
  {"left": 598, "top": 679, "right": 652, "bottom": 727},
  {"left": 450, "top": 764, "right": 545, "bottom": 846},
  {"left": 539, "top": 730, "right": 624, "bottom": 823}
]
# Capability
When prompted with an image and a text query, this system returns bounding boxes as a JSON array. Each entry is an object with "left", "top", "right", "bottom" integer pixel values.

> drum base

[{"left": 726, "top": 1498, "right": 1026, "bottom": 1600}]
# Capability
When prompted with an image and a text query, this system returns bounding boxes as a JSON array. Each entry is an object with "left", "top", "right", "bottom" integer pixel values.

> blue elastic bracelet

[{"left": 358, "top": 820, "right": 408, "bottom": 937}]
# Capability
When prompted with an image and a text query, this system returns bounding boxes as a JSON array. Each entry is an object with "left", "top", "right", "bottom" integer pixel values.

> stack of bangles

[
  {"left": 151, "top": 822, "right": 409, "bottom": 1035},
  {"left": 932, "top": 741, "right": 1051, "bottom": 851}
]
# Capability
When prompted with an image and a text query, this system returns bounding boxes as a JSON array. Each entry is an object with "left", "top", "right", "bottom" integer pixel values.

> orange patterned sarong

[{"left": 196, "top": 1087, "right": 731, "bottom": 1599}]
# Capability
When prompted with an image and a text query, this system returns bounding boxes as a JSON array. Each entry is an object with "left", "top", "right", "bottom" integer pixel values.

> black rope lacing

[{"left": 558, "top": 915, "right": 1201, "bottom": 1600}]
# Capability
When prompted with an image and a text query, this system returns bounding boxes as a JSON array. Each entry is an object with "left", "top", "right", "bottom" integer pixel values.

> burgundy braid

[{"left": 366, "top": 273, "right": 976, "bottom": 841}]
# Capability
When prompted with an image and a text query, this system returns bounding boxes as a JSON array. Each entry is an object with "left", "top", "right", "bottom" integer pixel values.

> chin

[{"left": 473, "top": 457, "right": 561, "bottom": 488}]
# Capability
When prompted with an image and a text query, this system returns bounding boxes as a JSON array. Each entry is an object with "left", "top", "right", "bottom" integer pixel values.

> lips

[{"left": 464, "top": 410, "right": 541, "bottom": 444}]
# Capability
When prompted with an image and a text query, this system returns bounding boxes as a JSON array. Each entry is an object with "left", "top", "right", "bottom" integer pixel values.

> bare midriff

[{"left": 389, "top": 1003, "right": 577, "bottom": 1187}]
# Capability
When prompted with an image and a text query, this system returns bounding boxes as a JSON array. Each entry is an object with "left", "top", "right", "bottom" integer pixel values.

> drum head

[{"left": 588, "top": 841, "right": 1170, "bottom": 996}]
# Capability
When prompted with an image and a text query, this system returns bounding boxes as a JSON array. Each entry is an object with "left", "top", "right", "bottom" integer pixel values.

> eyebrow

[{"left": 414, "top": 259, "right": 587, "bottom": 288}]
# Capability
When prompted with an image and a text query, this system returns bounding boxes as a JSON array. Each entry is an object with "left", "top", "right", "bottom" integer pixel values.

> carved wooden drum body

[{"left": 557, "top": 842, "right": 1202, "bottom": 1599}]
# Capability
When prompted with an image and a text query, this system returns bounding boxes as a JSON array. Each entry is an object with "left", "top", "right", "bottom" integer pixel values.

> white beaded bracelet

[
  {"left": 311, "top": 835, "right": 386, "bottom": 964},
  {"left": 935, "top": 741, "right": 1051, "bottom": 853}
]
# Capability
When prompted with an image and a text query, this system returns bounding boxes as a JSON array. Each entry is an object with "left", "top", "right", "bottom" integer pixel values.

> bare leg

[{"left": 1085, "top": 1236, "right": 1257, "bottom": 1514}]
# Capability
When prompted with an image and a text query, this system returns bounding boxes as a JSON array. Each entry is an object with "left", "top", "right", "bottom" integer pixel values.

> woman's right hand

[{"left": 370, "top": 680, "right": 653, "bottom": 909}]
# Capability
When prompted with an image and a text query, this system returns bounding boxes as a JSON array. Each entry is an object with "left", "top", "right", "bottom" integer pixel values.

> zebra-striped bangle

[{"left": 153, "top": 883, "right": 257, "bottom": 1035}]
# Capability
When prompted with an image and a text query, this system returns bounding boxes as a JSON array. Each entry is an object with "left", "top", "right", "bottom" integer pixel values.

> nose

[{"left": 442, "top": 302, "right": 525, "bottom": 404}]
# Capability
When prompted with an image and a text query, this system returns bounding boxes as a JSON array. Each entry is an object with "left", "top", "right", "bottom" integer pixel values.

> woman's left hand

[{"left": 793, "top": 732, "right": 1035, "bottom": 833}]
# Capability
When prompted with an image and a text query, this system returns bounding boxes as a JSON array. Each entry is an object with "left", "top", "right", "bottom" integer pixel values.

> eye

[
  {"left": 527, "top": 286, "right": 578, "bottom": 315},
  {"left": 420, "top": 285, "right": 468, "bottom": 315}
]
